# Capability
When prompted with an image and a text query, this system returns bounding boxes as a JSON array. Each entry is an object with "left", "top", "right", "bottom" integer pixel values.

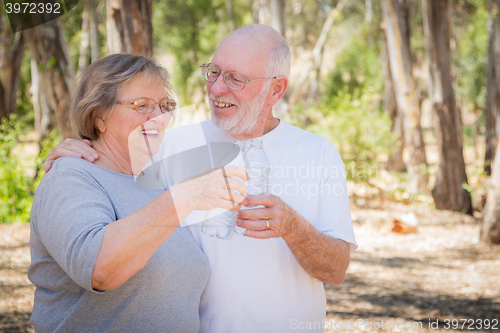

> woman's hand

[{"left": 171, "top": 166, "right": 248, "bottom": 214}]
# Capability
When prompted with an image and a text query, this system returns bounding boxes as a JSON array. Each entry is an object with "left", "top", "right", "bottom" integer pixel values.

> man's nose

[{"left": 209, "top": 73, "right": 230, "bottom": 95}]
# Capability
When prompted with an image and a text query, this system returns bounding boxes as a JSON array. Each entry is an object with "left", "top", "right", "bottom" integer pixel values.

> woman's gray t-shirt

[{"left": 28, "top": 157, "right": 209, "bottom": 333}]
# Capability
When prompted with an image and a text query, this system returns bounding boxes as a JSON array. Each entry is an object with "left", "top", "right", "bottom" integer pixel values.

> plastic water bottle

[
  {"left": 233, "top": 138, "right": 270, "bottom": 235},
  {"left": 245, "top": 138, "right": 270, "bottom": 197},
  {"left": 202, "top": 141, "right": 246, "bottom": 240}
]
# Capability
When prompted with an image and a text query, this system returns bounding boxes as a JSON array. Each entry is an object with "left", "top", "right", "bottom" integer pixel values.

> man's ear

[
  {"left": 268, "top": 76, "right": 289, "bottom": 107},
  {"left": 96, "top": 117, "right": 106, "bottom": 133}
]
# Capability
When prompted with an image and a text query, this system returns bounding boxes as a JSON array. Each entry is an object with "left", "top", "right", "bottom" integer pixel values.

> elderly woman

[{"left": 28, "top": 54, "right": 247, "bottom": 332}]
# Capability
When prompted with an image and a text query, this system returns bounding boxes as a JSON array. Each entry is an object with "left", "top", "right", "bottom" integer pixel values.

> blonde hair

[{"left": 71, "top": 54, "right": 173, "bottom": 140}]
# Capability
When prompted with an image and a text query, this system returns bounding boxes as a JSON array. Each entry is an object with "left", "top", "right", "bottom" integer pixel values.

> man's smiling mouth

[{"left": 214, "top": 101, "right": 235, "bottom": 108}]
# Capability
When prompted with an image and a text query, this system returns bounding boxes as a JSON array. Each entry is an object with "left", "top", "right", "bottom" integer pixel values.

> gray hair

[
  {"left": 70, "top": 54, "right": 173, "bottom": 140},
  {"left": 266, "top": 38, "right": 291, "bottom": 79}
]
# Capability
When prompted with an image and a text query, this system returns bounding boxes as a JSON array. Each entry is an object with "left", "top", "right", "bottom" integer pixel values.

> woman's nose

[{"left": 148, "top": 104, "right": 163, "bottom": 119}]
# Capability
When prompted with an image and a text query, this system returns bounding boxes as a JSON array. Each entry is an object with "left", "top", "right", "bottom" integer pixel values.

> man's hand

[
  {"left": 237, "top": 193, "right": 351, "bottom": 285},
  {"left": 43, "top": 139, "right": 99, "bottom": 172},
  {"left": 236, "top": 194, "right": 299, "bottom": 240}
]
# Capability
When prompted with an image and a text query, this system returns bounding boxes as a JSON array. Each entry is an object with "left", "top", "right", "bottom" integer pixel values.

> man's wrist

[{"left": 281, "top": 209, "right": 309, "bottom": 244}]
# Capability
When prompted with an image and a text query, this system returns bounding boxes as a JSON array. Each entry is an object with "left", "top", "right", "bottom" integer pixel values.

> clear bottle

[
  {"left": 244, "top": 138, "right": 270, "bottom": 197},
  {"left": 233, "top": 138, "right": 270, "bottom": 235},
  {"left": 202, "top": 141, "right": 246, "bottom": 240}
]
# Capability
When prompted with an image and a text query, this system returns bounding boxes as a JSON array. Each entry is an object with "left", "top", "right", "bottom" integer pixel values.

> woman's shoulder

[
  {"left": 39, "top": 157, "right": 118, "bottom": 194},
  {"left": 49, "top": 156, "right": 128, "bottom": 179},
  {"left": 51, "top": 156, "right": 94, "bottom": 170}
]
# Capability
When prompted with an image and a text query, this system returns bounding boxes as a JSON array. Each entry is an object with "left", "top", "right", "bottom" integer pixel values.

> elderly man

[{"left": 44, "top": 24, "right": 357, "bottom": 332}]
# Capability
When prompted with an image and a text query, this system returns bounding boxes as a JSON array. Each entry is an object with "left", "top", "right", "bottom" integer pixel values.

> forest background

[
  {"left": 2, "top": 0, "right": 499, "bottom": 242},
  {"left": 0, "top": 0, "right": 499, "bottom": 331}
]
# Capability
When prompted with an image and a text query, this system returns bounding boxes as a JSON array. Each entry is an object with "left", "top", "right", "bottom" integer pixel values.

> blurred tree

[
  {"left": 23, "top": 19, "right": 75, "bottom": 139},
  {"left": 77, "top": 5, "right": 90, "bottom": 75},
  {"left": 89, "top": 0, "right": 101, "bottom": 62},
  {"left": 76, "top": 0, "right": 102, "bottom": 74},
  {"left": 0, "top": 12, "right": 25, "bottom": 121},
  {"left": 365, "top": 0, "right": 373, "bottom": 24},
  {"left": 289, "top": 87, "right": 397, "bottom": 184},
  {"left": 381, "top": 0, "right": 427, "bottom": 192},
  {"left": 451, "top": 0, "right": 487, "bottom": 168},
  {"left": 384, "top": 0, "right": 411, "bottom": 173},
  {"left": 289, "top": 0, "right": 347, "bottom": 107},
  {"left": 106, "top": 0, "right": 153, "bottom": 56},
  {"left": 423, "top": 0, "right": 471, "bottom": 213},
  {"left": 253, "top": 0, "right": 285, "bottom": 36},
  {"left": 486, "top": 0, "right": 500, "bottom": 175},
  {"left": 384, "top": 56, "right": 406, "bottom": 172},
  {"left": 481, "top": 140, "right": 500, "bottom": 244},
  {"left": 253, "top": 0, "right": 287, "bottom": 115},
  {"left": 227, "top": 0, "right": 237, "bottom": 31},
  {"left": 32, "top": 57, "right": 55, "bottom": 141},
  {"left": 153, "top": 0, "right": 229, "bottom": 104}
]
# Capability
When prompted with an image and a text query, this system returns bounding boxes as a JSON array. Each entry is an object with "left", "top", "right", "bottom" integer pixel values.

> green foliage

[
  {"left": 287, "top": 87, "right": 397, "bottom": 183},
  {"left": 325, "top": 29, "right": 384, "bottom": 101},
  {"left": 287, "top": 18, "right": 394, "bottom": 184},
  {"left": 34, "top": 129, "right": 61, "bottom": 190},
  {"left": 153, "top": 0, "right": 231, "bottom": 103},
  {"left": 456, "top": 0, "right": 488, "bottom": 112},
  {"left": 60, "top": 0, "right": 85, "bottom": 70},
  {"left": 17, "top": 45, "right": 34, "bottom": 123},
  {"left": 0, "top": 116, "right": 60, "bottom": 224},
  {"left": 0, "top": 115, "right": 35, "bottom": 223}
]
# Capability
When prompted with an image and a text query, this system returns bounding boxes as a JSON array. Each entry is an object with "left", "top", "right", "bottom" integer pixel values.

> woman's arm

[{"left": 91, "top": 166, "right": 247, "bottom": 290}]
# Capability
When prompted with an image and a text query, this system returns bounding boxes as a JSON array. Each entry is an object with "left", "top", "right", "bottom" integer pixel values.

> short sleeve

[
  {"left": 31, "top": 162, "right": 116, "bottom": 291},
  {"left": 315, "top": 141, "right": 358, "bottom": 252}
]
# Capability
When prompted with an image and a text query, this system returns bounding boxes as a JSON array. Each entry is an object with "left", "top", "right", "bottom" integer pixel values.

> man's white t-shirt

[{"left": 156, "top": 119, "right": 357, "bottom": 333}]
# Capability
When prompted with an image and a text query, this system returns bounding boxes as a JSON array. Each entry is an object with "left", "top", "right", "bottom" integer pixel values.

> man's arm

[
  {"left": 237, "top": 194, "right": 351, "bottom": 285},
  {"left": 43, "top": 139, "right": 99, "bottom": 172}
]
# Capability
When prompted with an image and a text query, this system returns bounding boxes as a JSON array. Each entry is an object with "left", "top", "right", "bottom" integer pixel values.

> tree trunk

[
  {"left": 226, "top": 0, "right": 236, "bottom": 31},
  {"left": 380, "top": 0, "right": 428, "bottom": 192},
  {"left": 253, "top": 0, "right": 285, "bottom": 36},
  {"left": 106, "top": 0, "right": 153, "bottom": 56},
  {"left": 306, "top": 46, "right": 323, "bottom": 108},
  {"left": 0, "top": 12, "right": 25, "bottom": 121},
  {"left": 485, "top": 0, "right": 500, "bottom": 176},
  {"left": 423, "top": 0, "right": 471, "bottom": 213},
  {"left": 269, "top": 0, "right": 286, "bottom": 37},
  {"left": 365, "top": 0, "right": 373, "bottom": 24},
  {"left": 32, "top": 58, "right": 55, "bottom": 141},
  {"left": 253, "top": 0, "right": 288, "bottom": 116},
  {"left": 289, "top": 0, "right": 347, "bottom": 107},
  {"left": 385, "top": 56, "right": 406, "bottom": 172},
  {"left": 77, "top": 9, "right": 90, "bottom": 76},
  {"left": 385, "top": 0, "right": 409, "bottom": 173},
  {"left": 89, "top": 0, "right": 101, "bottom": 63},
  {"left": 480, "top": 138, "right": 500, "bottom": 244},
  {"left": 23, "top": 18, "right": 75, "bottom": 139},
  {"left": 252, "top": 0, "right": 260, "bottom": 24},
  {"left": 0, "top": 81, "right": 6, "bottom": 120}
]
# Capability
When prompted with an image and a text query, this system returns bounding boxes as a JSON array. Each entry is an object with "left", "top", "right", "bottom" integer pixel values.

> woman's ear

[{"left": 96, "top": 117, "right": 106, "bottom": 133}]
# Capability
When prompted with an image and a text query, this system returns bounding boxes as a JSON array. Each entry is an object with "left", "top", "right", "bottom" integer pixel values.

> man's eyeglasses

[
  {"left": 200, "top": 63, "right": 276, "bottom": 91},
  {"left": 116, "top": 98, "right": 176, "bottom": 114}
]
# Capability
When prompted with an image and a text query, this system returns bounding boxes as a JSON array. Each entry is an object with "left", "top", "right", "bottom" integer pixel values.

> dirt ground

[{"left": 0, "top": 204, "right": 499, "bottom": 333}]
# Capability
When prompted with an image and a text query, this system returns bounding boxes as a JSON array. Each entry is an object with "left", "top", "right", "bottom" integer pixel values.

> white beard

[{"left": 210, "top": 82, "right": 269, "bottom": 137}]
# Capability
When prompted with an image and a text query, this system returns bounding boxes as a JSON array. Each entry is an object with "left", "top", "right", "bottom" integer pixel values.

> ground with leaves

[{"left": 1, "top": 205, "right": 499, "bottom": 333}]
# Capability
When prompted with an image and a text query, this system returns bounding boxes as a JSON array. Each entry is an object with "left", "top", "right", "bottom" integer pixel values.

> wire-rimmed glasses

[
  {"left": 116, "top": 97, "right": 176, "bottom": 114},
  {"left": 200, "top": 63, "right": 276, "bottom": 91}
]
